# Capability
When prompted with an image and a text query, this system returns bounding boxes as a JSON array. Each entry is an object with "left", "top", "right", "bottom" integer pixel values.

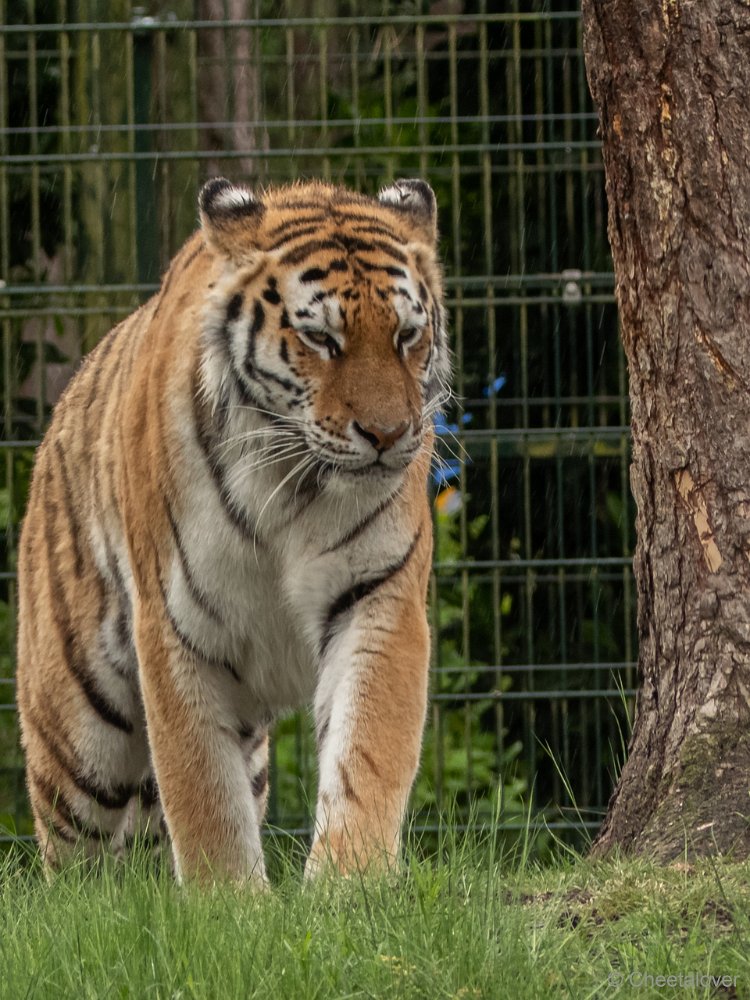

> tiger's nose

[{"left": 352, "top": 420, "right": 410, "bottom": 453}]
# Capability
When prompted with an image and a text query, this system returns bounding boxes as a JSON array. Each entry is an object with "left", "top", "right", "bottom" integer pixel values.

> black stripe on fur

[
  {"left": 164, "top": 495, "right": 225, "bottom": 626},
  {"left": 157, "top": 573, "right": 241, "bottom": 683},
  {"left": 25, "top": 707, "right": 135, "bottom": 811},
  {"left": 319, "top": 527, "right": 422, "bottom": 657},
  {"left": 321, "top": 490, "right": 397, "bottom": 555},
  {"left": 191, "top": 374, "right": 264, "bottom": 544},
  {"left": 43, "top": 474, "right": 134, "bottom": 734}
]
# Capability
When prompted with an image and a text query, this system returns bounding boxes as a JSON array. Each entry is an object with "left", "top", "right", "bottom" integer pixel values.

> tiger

[{"left": 15, "top": 176, "right": 450, "bottom": 884}]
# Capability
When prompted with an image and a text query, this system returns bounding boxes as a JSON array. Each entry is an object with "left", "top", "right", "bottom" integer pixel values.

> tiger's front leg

[
  {"left": 134, "top": 602, "right": 267, "bottom": 886},
  {"left": 306, "top": 587, "right": 430, "bottom": 876}
]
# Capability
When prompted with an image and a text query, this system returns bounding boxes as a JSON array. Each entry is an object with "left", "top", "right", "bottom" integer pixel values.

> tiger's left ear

[
  {"left": 377, "top": 178, "right": 437, "bottom": 244},
  {"left": 199, "top": 177, "right": 265, "bottom": 264}
]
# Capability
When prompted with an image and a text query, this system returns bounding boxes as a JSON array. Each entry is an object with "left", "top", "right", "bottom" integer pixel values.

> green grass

[{"left": 0, "top": 829, "right": 748, "bottom": 1000}]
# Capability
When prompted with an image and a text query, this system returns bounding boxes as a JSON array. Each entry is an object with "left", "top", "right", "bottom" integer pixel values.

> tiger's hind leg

[
  {"left": 17, "top": 555, "right": 157, "bottom": 871},
  {"left": 18, "top": 626, "right": 157, "bottom": 874},
  {"left": 27, "top": 763, "right": 162, "bottom": 872},
  {"left": 110, "top": 774, "right": 167, "bottom": 863},
  {"left": 16, "top": 418, "right": 156, "bottom": 872},
  {"left": 19, "top": 633, "right": 157, "bottom": 873}
]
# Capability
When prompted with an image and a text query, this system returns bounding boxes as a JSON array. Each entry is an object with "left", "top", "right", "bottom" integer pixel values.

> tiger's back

[{"left": 17, "top": 177, "right": 449, "bottom": 881}]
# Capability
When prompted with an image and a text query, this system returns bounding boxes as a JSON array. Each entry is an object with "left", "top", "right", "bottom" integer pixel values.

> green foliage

[
  {"left": 0, "top": 842, "right": 748, "bottom": 999},
  {"left": 268, "top": 715, "right": 318, "bottom": 831},
  {"left": 412, "top": 497, "right": 534, "bottom": 844}
]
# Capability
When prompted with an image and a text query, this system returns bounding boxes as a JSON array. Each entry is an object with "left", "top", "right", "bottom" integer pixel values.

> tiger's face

[{"left": 200, "top": 178, "right": 449, "bottom": 481}]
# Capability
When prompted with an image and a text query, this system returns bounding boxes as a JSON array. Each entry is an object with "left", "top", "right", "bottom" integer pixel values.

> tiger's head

[{"left": 199, "top": 177, "right": 450, "bottom": 482}]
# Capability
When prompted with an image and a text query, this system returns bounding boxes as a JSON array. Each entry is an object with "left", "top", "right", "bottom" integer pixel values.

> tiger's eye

[
  {"left": 397, "top": 327, "right": 422, "bottom": 354},
  {"left": 299, "top": 328, "right": 342, "bottom": 358}
]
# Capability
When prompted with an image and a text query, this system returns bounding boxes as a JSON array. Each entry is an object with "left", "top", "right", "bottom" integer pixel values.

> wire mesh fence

[{"left": 0, "top": 1, "right": 635, "bottom": 850}]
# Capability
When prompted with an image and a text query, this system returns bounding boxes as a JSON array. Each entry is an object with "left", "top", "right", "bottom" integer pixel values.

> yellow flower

[{"left": 435, "top": 486, "right": 463, "bottom": 515}]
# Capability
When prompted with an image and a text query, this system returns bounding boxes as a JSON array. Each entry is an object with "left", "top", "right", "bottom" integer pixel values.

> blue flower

[
  {"left": 434, "top": 412, "right": 473, "bottom": 436},
  {"left": 431, "top": 459, "right": 462, "bottom": 487},
  {"left": 483, "top": 375, "right": 507, "bottom": 397}
]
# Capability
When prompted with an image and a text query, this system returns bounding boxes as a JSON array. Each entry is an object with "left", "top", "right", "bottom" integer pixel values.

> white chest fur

[{"left": 160, "top": 389, "right": 409, "bottom": 728}]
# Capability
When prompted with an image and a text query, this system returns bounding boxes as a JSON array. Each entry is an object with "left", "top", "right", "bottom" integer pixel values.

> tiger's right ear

[
  {"left": 377, "top": 178, "right": 438, "bottom": 245},
  {"left": 199, "top": 177, "right": 265, "bottom": 264}
]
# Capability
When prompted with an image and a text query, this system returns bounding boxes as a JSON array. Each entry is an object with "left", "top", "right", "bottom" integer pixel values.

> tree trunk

[
  {"left": 196, "top": 0, "right": 268, "bottom": 181},
  {"left": 581, "top": 0, "right": 750, "bottom": 861}
]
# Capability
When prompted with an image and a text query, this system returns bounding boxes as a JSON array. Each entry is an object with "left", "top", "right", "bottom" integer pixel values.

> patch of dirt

[{"left": 507, "top": 886, "right": 741, "bottom": 941}]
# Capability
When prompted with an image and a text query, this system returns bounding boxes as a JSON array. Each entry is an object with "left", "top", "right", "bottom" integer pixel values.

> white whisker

[
  {"left": 230, "top": 446, "right": 311, "bottom": 486},
  {"left": 231, "top": 403, "right": 309, "bottom": 427},
  {"left": 252, "top": 455, "right": 316, "bottom": 562},
  {"left": 292, "top": 460, "right": 317, "bottom": 504},
  {"left": 216, "top": 429, "right": 302, "bottom": 455},
  {"left": 434, "top": 430, "right": 469, "bottom": 465}
]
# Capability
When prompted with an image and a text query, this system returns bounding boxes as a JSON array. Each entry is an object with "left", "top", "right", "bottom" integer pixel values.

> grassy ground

[{"left": 0, "top": 830, "right": 748, "bottom": 1000}]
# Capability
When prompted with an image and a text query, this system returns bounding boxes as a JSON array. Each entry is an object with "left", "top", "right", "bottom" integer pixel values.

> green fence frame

[{"left": 0, "top": 1, "right": 635, "bottom": 851}]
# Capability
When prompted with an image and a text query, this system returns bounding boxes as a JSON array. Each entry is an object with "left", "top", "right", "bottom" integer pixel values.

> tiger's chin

[
  {"left": 342, "top": 464, "right": 405, "bottom": 481},
  {"left": 319, "top": 452, "right": 418, "bottom": 482},
  {"left": 317, "top": 457, "right": 410, "bottom": 488}
]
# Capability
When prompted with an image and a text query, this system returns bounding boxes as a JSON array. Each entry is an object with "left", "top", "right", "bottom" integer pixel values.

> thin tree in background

[
  {"left": 196, "top": 0, "right": 268, "bottom": 179},
  {"left": 582, "top": 0, "right": 750, "bottom": 860}
]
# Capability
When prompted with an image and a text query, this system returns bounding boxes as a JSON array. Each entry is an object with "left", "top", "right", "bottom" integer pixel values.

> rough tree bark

[
  {"left": 581, "top": 0, "right": 750, "bottom": 861},
  {"left": 196, "top": 0, "right": 268, "bottom": 179}
]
